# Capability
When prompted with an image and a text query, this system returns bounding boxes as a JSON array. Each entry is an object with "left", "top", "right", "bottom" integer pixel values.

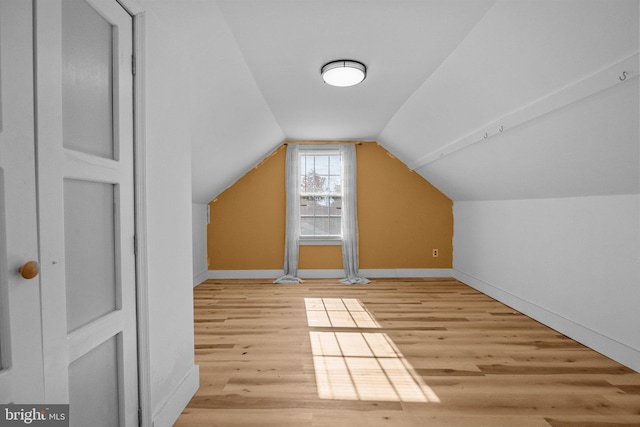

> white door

[
  {"left": 0, "top": 0, "right": 45, "bottom": 404},
  {"left": 35, "top": 0, "right": 138, "bottom": 426}
]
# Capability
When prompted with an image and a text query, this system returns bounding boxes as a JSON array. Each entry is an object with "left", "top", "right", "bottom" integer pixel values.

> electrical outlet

[{"left": 433, "top": 249, "right": 439, "bottom": 257}]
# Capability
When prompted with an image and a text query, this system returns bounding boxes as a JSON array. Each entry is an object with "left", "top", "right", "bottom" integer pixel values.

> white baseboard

[
  {"left": 454, "top": 269, "right": 640, "bottom": 373},
  {"left": 193, "top": 270, "right": 208, "bottom": 287},
  {"left": 361, "top": 268, "right": 453, "bottom": 278},
  {"left": 207, "top": 269, "right": 282, "bottom": 279},
  {"left": 152, "top": 364, "right": 200, "bottom": 427},
  {"left": 205, "top": 268, "right": 453, "bottom": 280}
]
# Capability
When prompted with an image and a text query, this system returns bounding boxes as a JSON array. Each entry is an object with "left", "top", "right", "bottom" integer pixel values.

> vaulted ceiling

[{"left": 141, "top": 0, "right": 639, "bottom": 204}]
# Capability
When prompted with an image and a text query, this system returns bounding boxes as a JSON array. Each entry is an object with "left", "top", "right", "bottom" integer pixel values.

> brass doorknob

[{"left": 19, "top": 261, "right": 39, "bottom": 280}]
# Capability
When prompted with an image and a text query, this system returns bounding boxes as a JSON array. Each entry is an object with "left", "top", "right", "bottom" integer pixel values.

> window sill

[{"left": 299, "top": 238, "right": 342, "bottom": 246}]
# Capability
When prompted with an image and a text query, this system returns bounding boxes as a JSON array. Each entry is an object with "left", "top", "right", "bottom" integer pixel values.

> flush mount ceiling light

[{"left": 321, "top": 60, "right": 367, "bottom": 87}]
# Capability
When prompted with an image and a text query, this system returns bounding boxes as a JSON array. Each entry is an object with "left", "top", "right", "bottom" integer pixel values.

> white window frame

[{"left": 298, "top": 145, "right": 343, "bottom": 246}]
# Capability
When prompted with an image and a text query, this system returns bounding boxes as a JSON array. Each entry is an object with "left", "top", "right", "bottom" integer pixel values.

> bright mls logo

[{"left": 0, "top": 405, "right": 68, "bottom": 426}]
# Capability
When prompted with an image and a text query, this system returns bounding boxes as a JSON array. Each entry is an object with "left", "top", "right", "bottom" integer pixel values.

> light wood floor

[{"left": 175, "top": 278, "right": 640, "bottom": 427}]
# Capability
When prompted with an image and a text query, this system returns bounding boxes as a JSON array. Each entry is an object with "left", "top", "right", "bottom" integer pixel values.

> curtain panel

[
  {"left": 275, "top": 143, "right": 368, "bottom": 284},
  {"left": 274, "top": 144, "right": 302, "bottom": 283},
  {"left": 339, "top": 144, "right": 369, "bottom": 284}
]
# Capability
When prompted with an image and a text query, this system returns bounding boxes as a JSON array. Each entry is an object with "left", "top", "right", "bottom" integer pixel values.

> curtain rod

[{"left": 284, "top": 140, "right": 369, "bottom": 145}]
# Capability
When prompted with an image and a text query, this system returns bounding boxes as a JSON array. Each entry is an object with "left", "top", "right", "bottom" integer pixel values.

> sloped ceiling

[
  {"left": 380, "top": 0, "right": 639, "bottom": 200},
  {"left": 147, "top": 0, "right": 639, "bottom": 203}
]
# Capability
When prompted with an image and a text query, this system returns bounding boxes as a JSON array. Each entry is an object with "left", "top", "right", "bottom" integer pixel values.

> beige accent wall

[{"left": 207, "top": 142, "right": 453, "bottom": 270}]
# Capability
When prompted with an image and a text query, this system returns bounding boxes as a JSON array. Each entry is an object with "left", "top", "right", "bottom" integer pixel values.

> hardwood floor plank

[
  {"left": 177, "top": 409, "right": 313, "bottom": 427},
  {"left": 617, "top": 385, "right": 640, "bottom": 395},
  {"left": 310, "top": 411, "right": 552, "bottom": 427},
  {"left": 544, "top": 417, "right": 640, "bottom": 427},
  {"left": 175, "top": 278, "right": 640, "bottom": 426}
]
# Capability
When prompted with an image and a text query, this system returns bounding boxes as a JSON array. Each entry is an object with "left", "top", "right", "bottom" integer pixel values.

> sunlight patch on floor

[
  {"left": 309, "top": 331, "right": 440, "bottom": 402},
  {"left": 305, "top": 298, "right": 440, "bottom": 403},
  {"left": 305, "top": 297, "right": 380, "bottom": 328}
]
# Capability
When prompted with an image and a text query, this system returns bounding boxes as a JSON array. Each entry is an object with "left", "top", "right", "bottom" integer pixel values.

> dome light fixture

[{"left": 321, "top": 60, "right": 367, "bottom": 87}]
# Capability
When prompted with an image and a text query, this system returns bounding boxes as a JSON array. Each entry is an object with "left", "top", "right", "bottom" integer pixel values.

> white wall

[
  {"left": 454, "top": 195, "right": 640, "bottom": 371},
  {"left": 192, "top": 203, "right": 208, "bottom": 286},
  {"left": 141, "top": 3, "right": 199, "bottom": 425}
]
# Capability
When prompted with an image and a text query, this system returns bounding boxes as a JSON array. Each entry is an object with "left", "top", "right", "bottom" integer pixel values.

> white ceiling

[
  {"left": 145, "top": 0, "right": 639, "bottom": 203},
  {"left": 217, "top": 0, "right": 494, "bottom": 140}
]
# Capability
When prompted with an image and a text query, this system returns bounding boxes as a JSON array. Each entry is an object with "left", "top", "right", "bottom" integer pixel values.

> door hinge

[
  {"left": 133, "top": 234, "right": 137, "bottom": 257},
  {"left": 138, "top": 408, "right": 142, "bottom": 426},
  {"left": 132, "top": 55, "right": 137, "bottom": 75}
]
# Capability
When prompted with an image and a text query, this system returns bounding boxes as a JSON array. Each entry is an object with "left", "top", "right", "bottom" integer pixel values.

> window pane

[
  {"left": 309, "top": 197, "right": 320, "bottom": 213},
  {"left": 329, "top": 155, "right": 341, "bottom": 174},
  {"left": 302, "top": 172, "right": 327, "bottom": 194},
  {"left": 330, "top": 217, "right": 341, "bottom": 235},
  {"left": 329, "top": 196, "right": 342, "bottom": 216},
  {"left": 300, "top": 155, "right": 311, "bottom": 176},
  {"left": 300, "top": 173, "right": 306, "bottom": 193},
  {"left": 315, "top": 155, "right": 329, "bottom": 175},
  {"left": 301, "top": 217, "right": 315, "bottom": 236},
  {"left": 300, "top": 196, "right": 313, "bottom": 215},
  {"left": 328, "top": 176, "right": 341, "bottom": 194},
  {"left": 314, "top": 217, "right": 330, "bottom": 235},
  {"left": 317, "top": 196, "right": 328, "bottom": 208}
]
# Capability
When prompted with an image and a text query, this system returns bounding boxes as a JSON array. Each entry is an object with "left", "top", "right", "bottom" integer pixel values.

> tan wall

[
  {"left": 207, "top": 146, "right": 286, "bottom": 270},
  {"left": 207, "top": 142, "right": 453, "bottom": 270}
]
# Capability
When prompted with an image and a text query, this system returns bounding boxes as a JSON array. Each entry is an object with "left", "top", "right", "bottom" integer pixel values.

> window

[
  {"left": 299, "top": 148, "right": 342, "bottom": 243},
  {"left": 276, "top": 143, "right": 368, "bottom": 284}
]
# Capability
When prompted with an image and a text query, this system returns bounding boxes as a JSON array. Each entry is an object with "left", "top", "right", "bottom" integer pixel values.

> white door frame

[{"left": 113, "top": 1, "right": 153, "bottom": 426}]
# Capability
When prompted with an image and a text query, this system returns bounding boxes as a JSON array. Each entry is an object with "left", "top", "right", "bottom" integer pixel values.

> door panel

[
  {"left": 68, "top": 335, "right": 120, "bottom": 427},
  {"left": 61, "top": 0, "right": 114, "bottom": 159},
  {"left": 63, "top": 179, "right": 117, "bottom": 333},
  {"left": 0, "top": 0, "right": 45, "bottom": 403},
  {"left": 35, "top": 1, "right": 137, "bottom": 425}
]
